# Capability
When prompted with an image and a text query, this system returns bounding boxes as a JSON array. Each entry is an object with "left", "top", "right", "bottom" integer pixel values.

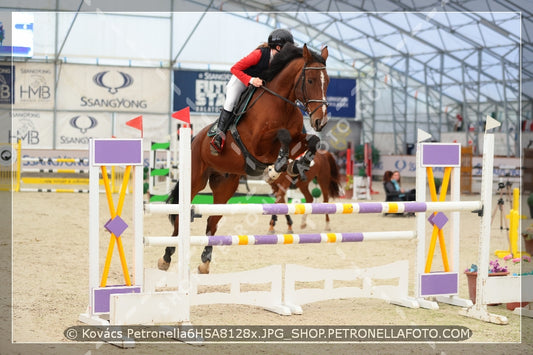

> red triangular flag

[
  {"left": 172, "top": 107, "right": 190, "bottom": 125},
  {"left": 126, "top": 115, "right": 143, "bottom": 137}
]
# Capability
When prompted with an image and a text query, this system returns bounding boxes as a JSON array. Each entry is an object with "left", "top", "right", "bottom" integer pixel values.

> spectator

[{"left": 383, "top": 170, "right": 415, "bottom": 201}]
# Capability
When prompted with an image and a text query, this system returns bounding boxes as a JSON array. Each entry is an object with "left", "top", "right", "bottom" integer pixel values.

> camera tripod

[{"left": 491, "top": 182, "right": 509, "bottom": 230}]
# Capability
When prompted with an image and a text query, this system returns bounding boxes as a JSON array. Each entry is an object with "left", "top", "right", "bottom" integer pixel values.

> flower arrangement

[
  {"left": 503, "top": 254, "right": 531, "bottom": 264},
  {"left": 465, "top": 259, "right": 509, "bottom": 274}
]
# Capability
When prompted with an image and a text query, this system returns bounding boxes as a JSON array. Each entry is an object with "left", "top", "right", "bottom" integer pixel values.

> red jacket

[{"left": 231, "top": 47, "right": 270, "bottom": 86}]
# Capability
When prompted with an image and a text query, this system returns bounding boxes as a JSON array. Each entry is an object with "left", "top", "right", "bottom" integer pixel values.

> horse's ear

[
  {"left": 303, "top": 43, "right": 312, "bottom": 64},
  {"left": 321, "top": 46, "right": 328, "bottom": 62}
]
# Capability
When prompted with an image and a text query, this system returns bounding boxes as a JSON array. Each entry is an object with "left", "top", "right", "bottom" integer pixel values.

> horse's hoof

[
  {"left": 158, "top": 257, "right": 170, "bottom": 271},
  {"left": 300, "top": 223, "right": 306, "bottom": 230},
  {"left": 268, "top": 227, "right": 276, "bottom": 234},
  {"left": 198, "top": 261, "right": 210, "bottom": 274},
  {"left": 324, "top": 223, "right": 331, "bottom": 232}
]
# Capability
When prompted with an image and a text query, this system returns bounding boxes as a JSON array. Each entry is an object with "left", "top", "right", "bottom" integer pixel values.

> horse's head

[{"left": 296, "top": 44, "right": 330, "bottom": 132}]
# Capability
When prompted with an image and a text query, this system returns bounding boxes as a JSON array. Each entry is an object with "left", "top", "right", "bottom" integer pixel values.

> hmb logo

[
  {"left": 10, "top": 118, "right": 39, "bottom": 145},
  {"left": 19, "top": 74, "right": 51, "bottom": 100},
  {"left": 93, "top": 71, "right": 134, "bottom": 94},
  {"left": 0, "top": 66, "right": 14, "bottom": 104}
]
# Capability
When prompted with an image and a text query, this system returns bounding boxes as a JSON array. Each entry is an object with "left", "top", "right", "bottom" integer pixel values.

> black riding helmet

[{"left": 268, "top": 29, "right": 294, "bottom": 48}]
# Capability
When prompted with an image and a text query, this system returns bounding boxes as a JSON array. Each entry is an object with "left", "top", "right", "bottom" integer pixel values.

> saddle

[
  {"left": 207, "top": 85, "right": 256, "bottom": 138},
  {"left": 207, "top": 86, "right": 270, "bottom": 176}
]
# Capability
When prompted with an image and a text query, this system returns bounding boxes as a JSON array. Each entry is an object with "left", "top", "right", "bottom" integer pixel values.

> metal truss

[
  {"left": 2, "top": 0, "right": 530, "bottom": 156},
  {"left": 217, "top": 0, "right": 531, "bottom": 156}
]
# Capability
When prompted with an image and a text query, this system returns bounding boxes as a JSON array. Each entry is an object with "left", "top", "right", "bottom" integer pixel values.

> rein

[
  {"left": 236, "top": 64, "right": 329, "bottom": 119},
  {"left": 257, "top": 64, "right": 329, "bottom": 118}
]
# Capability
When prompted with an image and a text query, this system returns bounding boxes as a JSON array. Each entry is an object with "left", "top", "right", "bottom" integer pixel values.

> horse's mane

[{"left": 263, "top": 44, "right": 325, "bottom": 82}]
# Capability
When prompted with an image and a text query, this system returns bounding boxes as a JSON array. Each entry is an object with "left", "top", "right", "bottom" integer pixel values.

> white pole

[
  {"left": 450, "top": 156, "right": 461, "bottom": 272},
  {"left": 177, "top": 127, "right": 192, "bottom": 306},
  {"left": 476, "top": 129, "right": 496, "bottom": 307},
  {"left": 415, "top": 139, "right": 426, "bottom": 300},
  {"left": 133, "top": 164, "right": 144, "bottom": 286},
  {"left": 88, "top": 140, "right": 100, "bottom": 317}
]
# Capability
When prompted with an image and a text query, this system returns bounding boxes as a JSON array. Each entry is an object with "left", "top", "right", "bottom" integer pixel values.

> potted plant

[
  {"left": 523, "top": 224, "right": 533, "bottom": 255},
  {"left": 464, "top": 260, "right": 509, "bottom": 305},
  {"left": 505, "top": 256, "right": 531, "bottom": 310}
]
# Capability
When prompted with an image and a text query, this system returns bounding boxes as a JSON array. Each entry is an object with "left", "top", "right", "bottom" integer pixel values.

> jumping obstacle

[
  {"left": 144, "top": 138, "right": 480, "bottom": 314},
  {"left": 82, "top": 117, "right": 525, "bottom": 326}
]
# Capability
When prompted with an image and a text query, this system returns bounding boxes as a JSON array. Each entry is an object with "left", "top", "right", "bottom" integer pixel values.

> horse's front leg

[
  {"left": 265, "top": 129, "right": 291, "bottom": 183},
  {"left": 288, "top": 134, "right": 320, "bottom": 181}
]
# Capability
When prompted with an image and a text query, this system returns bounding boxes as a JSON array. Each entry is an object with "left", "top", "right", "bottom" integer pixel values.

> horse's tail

[
  {"left": 326, "top": 152, "right": 342, "bottom": 198},
  {"left": 166, "top": 179, "right": 180, "bottom": 225}
]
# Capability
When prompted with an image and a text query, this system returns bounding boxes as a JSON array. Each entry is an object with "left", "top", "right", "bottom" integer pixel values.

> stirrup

[{"left": 210, "top": 132, "right": 225, "bottom": 154}]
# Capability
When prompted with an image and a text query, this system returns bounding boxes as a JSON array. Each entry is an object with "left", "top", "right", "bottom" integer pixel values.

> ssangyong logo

[
  {"left": 70, "top": 115, "right": 98, "bottom": 133},
  {"left": 93, "top": 71, "right": 133, "bottom": 94}
]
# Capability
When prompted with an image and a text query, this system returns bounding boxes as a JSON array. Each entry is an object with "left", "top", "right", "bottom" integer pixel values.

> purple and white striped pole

[
  {"left": 145, "top": 201, "right": 482, "bottom": 216},
  {"left": 144, "top": 230, "right": 416, "bottom": 247}
]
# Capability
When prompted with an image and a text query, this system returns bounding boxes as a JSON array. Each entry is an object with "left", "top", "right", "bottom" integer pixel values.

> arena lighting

[{"left": 479, "top": 17, "right": 511, "bottom": 38}]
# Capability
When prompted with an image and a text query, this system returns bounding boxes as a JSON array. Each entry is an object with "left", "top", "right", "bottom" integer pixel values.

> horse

[
  {"left": 268, "top": 150, "right": 342, "bottom": 233},
  {"left": 158, "top": 43, "right": 330, "bottom": 274}
]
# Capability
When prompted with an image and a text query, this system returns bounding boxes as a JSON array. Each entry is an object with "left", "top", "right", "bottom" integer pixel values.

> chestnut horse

[
  {"left": 268, "top": 150, "right": 342, "bottom": 233},
  {"left": 159, "top": 44, "right": 330, "bottom": 273}
]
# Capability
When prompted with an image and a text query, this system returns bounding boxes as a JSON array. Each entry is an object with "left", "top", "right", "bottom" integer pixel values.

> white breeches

[{"left": 224, "top": 75, "right": 247, "bottom": 112}]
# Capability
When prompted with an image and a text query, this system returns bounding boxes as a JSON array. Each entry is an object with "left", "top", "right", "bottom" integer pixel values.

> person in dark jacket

[
  {"left": 383, "top": 170, "right": 416, "bottom": 201},
  {"left": 210, "top": 29, "right": 295, "bottom": 154}
]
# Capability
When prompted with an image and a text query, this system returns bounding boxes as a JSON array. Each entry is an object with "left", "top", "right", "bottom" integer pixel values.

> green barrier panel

[
  {"left": 150, "top": 168, "right": 170, "bottom": 176},
  {"left": 149, "top": 194, "right": 169, "bottom": 202},
  {"left": 151, "top": 142, "right": 171, "bottom": 150},
  {"left": 192, "top": 193, "right": 277, "bottom": 204}
]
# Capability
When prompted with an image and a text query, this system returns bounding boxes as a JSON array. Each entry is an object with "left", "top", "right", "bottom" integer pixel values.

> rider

[{"left": 210, "top": 28, "right": 295, "bottom": 154}]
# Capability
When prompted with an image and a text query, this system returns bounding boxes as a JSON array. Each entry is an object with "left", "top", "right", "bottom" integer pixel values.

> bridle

[
  {"left": 295, "top": 64, "right": 329, "bottom": 118},
  {"left": 256, "top": 63, "right": 329, "bottom": 119}
]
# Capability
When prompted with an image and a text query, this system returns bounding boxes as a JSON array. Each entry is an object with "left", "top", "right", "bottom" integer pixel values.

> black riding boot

[{"left": 210, "top": 109, "right": 233, "bottom": 154}]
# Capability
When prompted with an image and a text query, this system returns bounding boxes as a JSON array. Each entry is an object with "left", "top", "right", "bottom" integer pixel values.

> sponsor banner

[
  {"left": 57, "top": 64, "right": 170, "bottom": 113},
  {"left": 173, "top": 69, "right": 356, "bottom": 118},
  {"left": 0, "top": 64, "right": 14, "bottom": 105},
  {"left": 10, "top": 110, "right": 53, "bottom": 149},
  {"left": 174, "top": 70, "right": 230, "bottom": 113},
  {"left": 56, "top": 112, "right": 112, "bottom": 150},
  {"left": 14, "top": 62, "right": 55, "bottom": 109},
  {"left": 0, "top": 63, "right": 55, "bottom": 108},
  {"left": 327, "top": 77, "right": 356, "bottom": 118}
]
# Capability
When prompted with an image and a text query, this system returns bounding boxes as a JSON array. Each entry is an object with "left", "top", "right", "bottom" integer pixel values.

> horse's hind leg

[
  {"left": 158, "top": 156, "right": 209, "bottom": 271},
  {"left": 318, "top": 168, "right": 331, "bottom": 231},
  {"left": 198, "top": 173, "right": 241, "bottom": 274}
]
